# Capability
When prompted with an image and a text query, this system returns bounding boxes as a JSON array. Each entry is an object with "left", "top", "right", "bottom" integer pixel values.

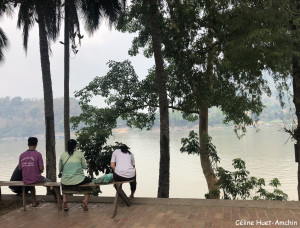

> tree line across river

[{"left": 0, "top": 95, "right": 291, "bottom": 139}]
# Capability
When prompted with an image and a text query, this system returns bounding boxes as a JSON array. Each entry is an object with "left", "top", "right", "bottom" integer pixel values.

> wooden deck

[{"left": 1, "top": 196, "right": 300, "bottom": 227}]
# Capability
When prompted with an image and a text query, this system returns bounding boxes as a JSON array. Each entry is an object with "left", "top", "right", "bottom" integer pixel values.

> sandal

[
  {"left": 81, "top": 203, "right": 88, "bottom": 211},
  {"left": 32, "top": 202, "right": 40, "bottom": 207},
  {"left": 62, "top": 201, "right": 69, "bottom": 211}
]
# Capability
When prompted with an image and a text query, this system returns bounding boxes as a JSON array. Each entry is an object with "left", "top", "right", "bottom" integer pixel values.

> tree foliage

[
  {"left": 117, "top": 0, "right": 293, "bottom": 133},
  {"left": 214, "top": 158, "right": 288, "bottom": 201},
  {"left": 70, "top": 60, "right": 157, "bottom": 176},
  {"left": 0, "top": 97, "right": 81, "bottom": 137},
  {"left": 71, "top": 0, "right": 297, "bottom": 196}
]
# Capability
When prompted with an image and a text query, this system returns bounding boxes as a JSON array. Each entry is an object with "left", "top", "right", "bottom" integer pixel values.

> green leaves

[
  {"left": 180, "top": 130, "right": 200, "bottom": 155},
  {"left": 71, "top": 60, "right": 158, "bottom": 176},
  {"left": 214, "top": 158, "right": 288, "bottom": 200},
  {"left": 180, "top": 131, "right": 220, "bottom": 169}
]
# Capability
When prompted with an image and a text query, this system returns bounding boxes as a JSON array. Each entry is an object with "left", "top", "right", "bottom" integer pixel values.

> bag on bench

[{"left": 94, "top": 173, "right": 113, "bottom": 184}]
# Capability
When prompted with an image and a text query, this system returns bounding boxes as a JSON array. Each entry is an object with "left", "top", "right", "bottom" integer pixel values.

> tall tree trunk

[
  {"left": 37, "top": 12, "right": 57, "bottom": 187},
  {"left": 199, "top": 108, "right": 219, "bottom": 198},
  {"left": 148, "top": 0, "right": 170, "bottom": 198},
  {"left": 198, "top": 26, "right": 219, "bottom": 198},
  {"left": 292, "top": 46, "right": 300, "bottom": 201},
  {"left": 64, "top": 0, "right": 71, "bottom": 151},
  {"left": 291, "top": 0, "right": 300, "bottom": 201}
]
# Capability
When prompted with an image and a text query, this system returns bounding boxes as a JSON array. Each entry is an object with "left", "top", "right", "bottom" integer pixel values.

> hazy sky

[{"left": 0, "top": 13, "right": 154, "bottom": 101}]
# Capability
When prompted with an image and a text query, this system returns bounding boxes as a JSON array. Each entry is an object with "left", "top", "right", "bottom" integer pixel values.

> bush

[{"left": 209, "top": 158, "right": 288, "bottom": 201}]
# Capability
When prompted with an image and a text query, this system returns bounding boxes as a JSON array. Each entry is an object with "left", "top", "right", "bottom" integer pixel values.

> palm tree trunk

[
  {"left": 37, "top": 11, "right": 57, "bottom": 186},
  {"left": 148, "top": 0, "right": 170, "bottom": 198},
  {"left": 64, "top": 0, "right": 71, "bottom": 151}
]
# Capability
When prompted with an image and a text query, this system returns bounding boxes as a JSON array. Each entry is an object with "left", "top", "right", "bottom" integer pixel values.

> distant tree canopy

[
  {"left": 0, "top": 97, "right": 81, "bottom": 138},
  {"left": 0, "top": 95, "right": 289, "bottom": 138}
]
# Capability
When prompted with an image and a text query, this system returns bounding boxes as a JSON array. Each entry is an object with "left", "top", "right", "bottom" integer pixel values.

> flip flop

[
  {"left": 81, "top": 203, "right": 88, "bottom": 211},
  {"left": 62, "top": 201, "right": 69, "bottom": 211},
  {"left": 32, "top": 202, "right": 40, "bottom": 207}
]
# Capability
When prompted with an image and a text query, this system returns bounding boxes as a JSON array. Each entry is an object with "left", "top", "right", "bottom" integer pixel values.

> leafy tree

[
  {"left": 71, "top": 60, "right": 155, "bottom": 176},
  {"left": 72, "top": 0, "right": 170, "bottom": 197},
  {"left": 255, "top": 1, "right": 300, "bottom": 201},
  {"left": 72, "top": 0, "right": 294, "bottom": 198},
  {"left": 115, "top": 0, "right": 290, "bottom": 197},
  {"left": 147, "top": 0, "right": 170, "bottom": 198},
  {"left": 70, "top": 102, "right": 121, "bottom": 177},
  {"left": 288, "top": 1, "right": 300, "bottom": 201}
]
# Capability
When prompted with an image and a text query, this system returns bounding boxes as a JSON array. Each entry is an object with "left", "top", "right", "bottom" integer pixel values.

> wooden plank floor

[{"left": 1, "top": 201, "right": 300, "bottom": 228}]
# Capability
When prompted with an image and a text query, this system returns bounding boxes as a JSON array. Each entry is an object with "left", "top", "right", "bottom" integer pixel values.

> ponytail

[
  {"left": 67, "top": 139, "right": 77, "bottom": 155},
  {"left": 120, "top": 144, "right": 131, "bottom": 154}
]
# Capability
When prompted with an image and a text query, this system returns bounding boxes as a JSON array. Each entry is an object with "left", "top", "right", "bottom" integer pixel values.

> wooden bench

[
  {"left": 0, "top": 180, "right": 133, "bottom": 217},
  {"left": 79, "top": 180, "right": 133, "bottom": 218},
  {"left": 0, "top": 181, "right": 62, "bottom": 211}
]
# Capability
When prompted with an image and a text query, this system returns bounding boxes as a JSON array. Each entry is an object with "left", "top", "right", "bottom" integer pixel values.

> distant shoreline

[
  {"left": 0, "top": 122, "right": 286, "bottom": 141},
  {"left": 112, "top": 122, "right": 286, "bottom": 134}
]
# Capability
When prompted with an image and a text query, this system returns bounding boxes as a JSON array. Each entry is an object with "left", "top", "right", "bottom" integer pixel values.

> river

[{"left": 0, "top": 127, "right": 297, "bottom": 200}]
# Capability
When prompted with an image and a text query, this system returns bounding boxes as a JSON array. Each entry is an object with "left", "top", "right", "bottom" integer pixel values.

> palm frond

[
  {"left": 0, "top": 1, "right": 14, "bottom": 17},
  {"left": 17, "top": 0, "right": 62, "bottom": 52},
  {"left": 69, "top": 0, "right": 81, "bottom": 44},
  {"left": 79, "top": 0, "right": 125, "bottom": 34},
  {"left": 17, "top": 2, "right": 36, "bottom": 53},
  {"left": 0, "top": 27, "right": 8, "bottom": 61},
  {"left": 43, "top": 0, "right": 62, "bottom": 42}
]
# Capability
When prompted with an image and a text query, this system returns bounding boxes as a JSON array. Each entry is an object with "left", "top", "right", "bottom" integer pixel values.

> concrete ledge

[{"left": 1, "top": 194, "right": 300, "bottom": 210}]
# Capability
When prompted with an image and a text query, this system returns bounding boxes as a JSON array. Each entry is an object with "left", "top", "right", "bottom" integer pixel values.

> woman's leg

[
  {"left": 83, "top": 194, "right": 89, "bottom": 205},
  {"left": 62, "top": 194, "right": 68, "bottom": 210},
  {"left": 114, "top": 172, "right": 136, "bottom": 200},
  {"left": 81, "top": 194, "right": 90, "bottom": 211},
  {"left": 129, "top": 178, "right": 137, "bottom": 200}
]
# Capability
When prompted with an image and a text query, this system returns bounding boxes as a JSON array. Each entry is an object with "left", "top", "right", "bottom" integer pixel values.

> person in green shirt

[{"left": 59, "top": 139, "right": 92, "bottom": 211}]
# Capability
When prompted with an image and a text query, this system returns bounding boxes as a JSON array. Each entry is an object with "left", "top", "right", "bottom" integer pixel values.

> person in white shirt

[{"left": 110, "top": 144, "right": 137, "bottom": 200}]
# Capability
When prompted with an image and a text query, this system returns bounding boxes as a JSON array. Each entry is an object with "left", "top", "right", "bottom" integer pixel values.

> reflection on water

[{"left": 0, "top": 127, "right": 297, "bottom": 200}]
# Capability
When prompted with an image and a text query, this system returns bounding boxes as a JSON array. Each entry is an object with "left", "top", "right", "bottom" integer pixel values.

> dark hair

[
  {"left": 28, "top": 137, "right": 38, "bottom": 146},
  {"left": 120, "top": 144, "right": 131, "bottom": 154},
  {"left": 67, "top": 139, "right": 77, "bottom": 155}
]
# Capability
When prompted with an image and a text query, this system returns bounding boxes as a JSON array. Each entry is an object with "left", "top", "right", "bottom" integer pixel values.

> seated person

[
  {"left": 9, "top": 165, "right": 30, "bottom": 195},
  {"left": 110, "top": 144, "right": 137, "bottom": 200},
  {"left": 59, "top": 139, "right": 93, "bottom": 211},
  {"left": 18, "top": 137, "right": 52, "bottom": 207}
]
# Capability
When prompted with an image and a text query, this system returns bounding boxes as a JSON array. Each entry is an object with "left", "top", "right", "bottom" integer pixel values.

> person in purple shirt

[{"left": 18, "top": 137, "right": 51, "bottom": 207}]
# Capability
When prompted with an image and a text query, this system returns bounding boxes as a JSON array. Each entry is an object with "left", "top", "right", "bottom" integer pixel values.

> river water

[{"left": 0, "top": 127, "right": 297, "bottom": 200}]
